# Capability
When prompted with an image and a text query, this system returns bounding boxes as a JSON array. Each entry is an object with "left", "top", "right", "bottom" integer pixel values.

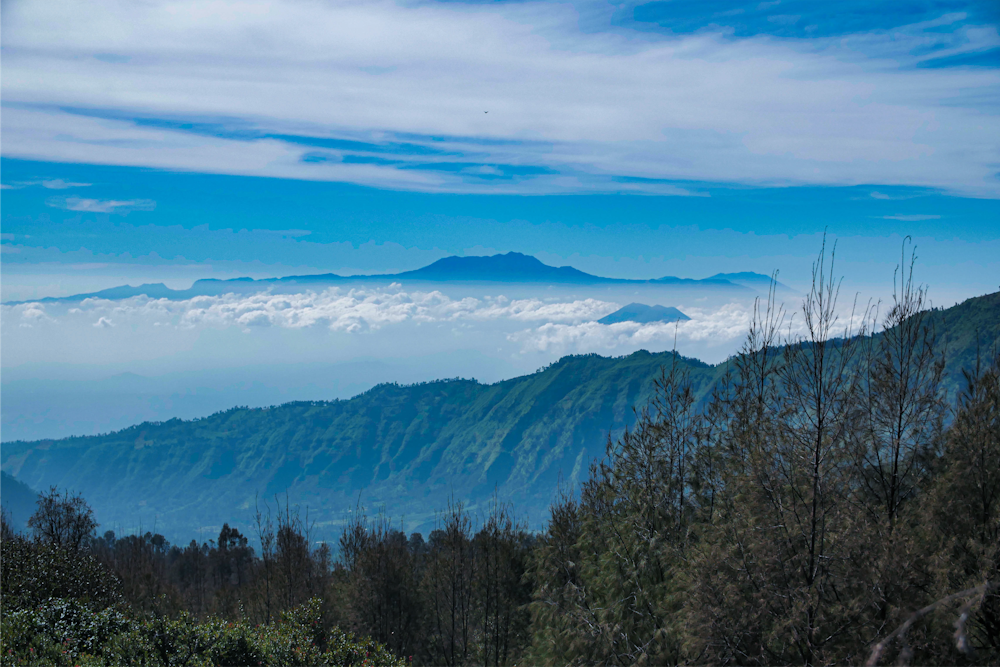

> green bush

[
  {"left": 1, "top": 535, "right": 122, "bottom": 612},
  {"left": 0, "top": 598, "right": 129, "bottom": 666},
  {"left": 0, "top": 598, "right": 403, "bottom": 667}
]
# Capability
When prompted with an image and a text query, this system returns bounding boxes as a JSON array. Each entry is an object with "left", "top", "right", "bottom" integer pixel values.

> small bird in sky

[{"left": 484, "top": 111, "right": 488, "bottom": 114}]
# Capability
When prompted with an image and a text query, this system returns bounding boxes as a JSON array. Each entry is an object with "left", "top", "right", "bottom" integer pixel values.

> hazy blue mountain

[
  {"left": 1, "top": 471, "right": 38, "bottom": 533},
  {"left": 6, "top": 292, "right": 993, "bottom": 543},
  {"left": 708, "top": 271, "right": 795, "bottom": 292},
  {"left": 598, "top": 303, "right": 690, "bottom": 325},
  {"left": 396, "top": 252, "right": 604, "bottom": 283},
  {"left": 4, "top": 252, "right": 757, "bottom": 305}
]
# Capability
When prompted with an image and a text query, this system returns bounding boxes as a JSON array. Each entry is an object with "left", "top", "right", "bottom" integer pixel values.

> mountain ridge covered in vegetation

[{"left": 3, "top": 291, "right": 998, "bottom": 542}]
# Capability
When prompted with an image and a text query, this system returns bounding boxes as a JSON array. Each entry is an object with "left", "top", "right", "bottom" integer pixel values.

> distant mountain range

[
  {"left": 4, "top": 252, "right": 791, "bottom": 305},
  {"left": 3, "top": 291, "right": 997, "bottom": 542}
]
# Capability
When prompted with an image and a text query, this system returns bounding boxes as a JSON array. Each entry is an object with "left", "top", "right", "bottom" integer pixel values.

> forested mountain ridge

[
  {"left": 1, "top": 350, "right": 720, "bottom": 539},
  {"left": 2, "top": 291, "right": 998, "bottom": 541}
]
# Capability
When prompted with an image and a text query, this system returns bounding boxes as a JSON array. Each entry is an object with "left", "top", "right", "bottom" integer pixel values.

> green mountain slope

[
  {"left": 0, "top": 471, "right": 38, "bottom": 533},
  {"left": 1, "top": 350, "right": 719, "bottom": 539},
  {"left": 3, "top": 292, "right": 997, "bottom": 542}
]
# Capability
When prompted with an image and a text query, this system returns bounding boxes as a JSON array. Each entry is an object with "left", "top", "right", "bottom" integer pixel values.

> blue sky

[
  {"left": 2, "top": 156, "right": 997, "bottom": 303},
  {"left": 2, "top": 0, "right": 998, "bottom": 300},
  {"left": 1, "top": 0, "right": 999, "bottom": 440}
]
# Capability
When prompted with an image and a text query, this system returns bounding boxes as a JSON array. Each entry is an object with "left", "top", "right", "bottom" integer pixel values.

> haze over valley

[{"left": 2, "top": 252, "right": 793, "bottom": 441}]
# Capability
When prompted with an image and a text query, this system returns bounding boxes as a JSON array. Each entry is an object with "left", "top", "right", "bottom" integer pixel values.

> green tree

[
  {"left": 474, "top": 495, "right": 532, "bottom": 667},
  {"left": 527, "top": 354, "right": 703, "bottom": 666},
  {"left": 918, "top": 350, "right": 1000, "bottom": 662},
  {"left": 688, "top": 243, "right": 876, "bottom": 665}
]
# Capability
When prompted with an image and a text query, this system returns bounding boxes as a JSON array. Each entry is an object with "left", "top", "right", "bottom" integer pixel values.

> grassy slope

[{"left": 2, "top": 292, "right": 997, "bottom": 540}]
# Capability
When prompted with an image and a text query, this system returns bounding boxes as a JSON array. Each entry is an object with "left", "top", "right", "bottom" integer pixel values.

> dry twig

[{"left": 865, "top": 581, "right": 997, "bottom": 666}]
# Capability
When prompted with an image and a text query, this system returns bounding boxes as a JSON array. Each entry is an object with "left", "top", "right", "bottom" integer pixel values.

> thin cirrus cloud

[
  {"left": 41, "top": 179, "right": 92, "bottom": 190},
  {"left": 0, "top": 178, "right": 91, "bottom": 190},
  {"left": 881, "top": 214, "right": 943, "bottom": 221},
  {"left": 45, "top": 196, "right": 156, "bottom": 214},
  {"left": 1, "top": 0, "right": 998, "bottom": 197}
]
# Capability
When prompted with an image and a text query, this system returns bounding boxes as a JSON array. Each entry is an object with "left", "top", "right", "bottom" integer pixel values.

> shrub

[
  {"left": 0, "top": 598, "right": 403, "bottom": 667},
  {"left": 1, "top": 534, "right": 122, "bottom": 612}
]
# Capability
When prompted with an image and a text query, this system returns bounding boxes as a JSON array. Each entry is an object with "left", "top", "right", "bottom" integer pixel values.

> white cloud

[
  {"left": 1, "top": 0, "right": 997, "bottom": 195},
  {"left": 46, "top": 196, "right": 156, "bottom": 214},
  {"left": 27, "top": 288, "right": 620, "bottom": 334},
  {"left": 452, "top": 296, "right": 617, "bottom": 323},
  {"left": 0, "top": 287, "right": 767, "bottom": 363},
  {"left": 9, "top": 302, "right": 55, "bottom": 328},
  {"left": 508, "top": 303, "right": 757, "bottom": 354},
  {"left": 505, "top": 296, "right": 877, "bottom": 356},
  {"left": 0, "top": 178, "right": 91, "bottom": 190},
  {"left": 6, "top": 284, "right": 890, "bottom": 375},
  {"left": 41, "top": 179, "right": 91, "bottom": 189},
  {"left": 881, "top": 214, "right": 942, "bottom": 221}
]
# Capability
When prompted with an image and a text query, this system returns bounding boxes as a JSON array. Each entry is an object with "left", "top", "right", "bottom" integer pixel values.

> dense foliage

[
  {"left": 1, "top": 597, "right": 401, "bottom": 666},
  {"left": 524, "top": 260, "right": 1000, "bottom": 666},
  {"left": 0, "top": 496, "right": 402, "bottom": 666},
  {"left": 1, "top": 491, "right": 530, "bottom": 666}
]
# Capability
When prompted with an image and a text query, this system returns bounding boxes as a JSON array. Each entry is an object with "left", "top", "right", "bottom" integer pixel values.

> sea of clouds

[
  {"left": 2, "top": 277, "right": 889, "bottom": 363},
  {"left": 2, "top": 286, "right": 767, "bottom": 358}
]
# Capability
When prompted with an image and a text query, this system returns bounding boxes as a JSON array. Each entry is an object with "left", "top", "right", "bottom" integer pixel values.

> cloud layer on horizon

[
  {"left": 1, "top": 283, "right": 877, "bottom": 372},
  {"left": 2, "top": 0, "right": 998, "bottom": 196},
  {"left": 1, "top": 287, "right": 766, "bottom": 364}
]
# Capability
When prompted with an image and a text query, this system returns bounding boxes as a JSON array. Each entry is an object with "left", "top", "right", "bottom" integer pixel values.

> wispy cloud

[
  {"left": 881, "top": 214, "right": 942, "bottom": 221},
  {"left": 46, "top": 196, "right": 156, "bottom": 214},
  {"left": 41, "top": 179, "right": 91, "bottom": 189},
  {"left": 2, "top": 0, "right": 997, "bottom": 196},
  {"left": 2, "top": 178, "right": 92, "bottom": 189}
]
